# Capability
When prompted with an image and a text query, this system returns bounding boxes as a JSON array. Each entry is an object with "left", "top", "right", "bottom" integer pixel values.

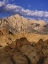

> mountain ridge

[{"left": 0, "top": 14, "right": 48, "bottom": 34}]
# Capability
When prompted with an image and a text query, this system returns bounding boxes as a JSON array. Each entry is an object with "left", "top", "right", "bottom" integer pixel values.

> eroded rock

[
  {"left": 10, "top": 51, "right": 28, "bottom": 64},
  {"left": 0, "top": 53, "right": 13, "bottom": 64}
]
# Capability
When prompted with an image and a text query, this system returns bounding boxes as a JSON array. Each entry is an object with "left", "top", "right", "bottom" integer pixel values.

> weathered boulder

[
  {"left": 43, "top": 40, "right": 48, "bottom": 49},
  {"left": 16, "top": 37, "right": 30, "bottom": 49},
  {"left": 35, "top": 39, "right": 44, "bottom": 51},
  {"left": 43, "top": 57, "right": 48, "bottom": 64},
  {"left": 10, "top": 51, "right": 28, "bottom": 64},
  {"left": 41, "top": 49, "right": 48, "bottom": 57},
  {"left": 19, "top": 45, "right": 43, "bottom": 64},
  {"left": 0, "top": 53, "right": 13, "bottom": 64}
]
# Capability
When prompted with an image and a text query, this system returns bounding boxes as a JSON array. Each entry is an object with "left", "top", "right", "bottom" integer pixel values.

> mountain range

[
  {"left": 0, "top": 14, "right": 48, "bottom": 34},
  {"left": 0, "top": 14, "right": 48, "bottom": 64}
]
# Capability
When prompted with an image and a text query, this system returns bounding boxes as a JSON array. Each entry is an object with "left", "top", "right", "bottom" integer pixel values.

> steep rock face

[
  {"left": 43, "top": 57, "right": 48, "bottom": 64},
  {"left": 0, "top": 28, "right": 48, "bottom": 48},
  {"left": 0, "top": 53, "right": 13, "bottom": 64},
  {"left": 0, "top": 14, "right": 31, "bottom": 33},
  {"left": 0, "top": 49, "right": 29, "bottom": 64},
  {"left": 0, "top": 14, "right": 48, "bottom": 34},
  {"left": 10, "top": 51, "right": 28, "bottom": 64},
  {"left": 12, "top": 37, "right": 48, "bottom": 64},
  {"left": 19, "top": 45, "right": 40, "bottom": 64},
  {"left": 0, "top": 36, "right": 48, "bottom": 64}
]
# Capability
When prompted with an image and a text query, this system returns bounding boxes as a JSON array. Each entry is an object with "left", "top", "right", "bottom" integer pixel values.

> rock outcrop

[{"left": 0, "top": 37, "right": 48, "bottom": 64}]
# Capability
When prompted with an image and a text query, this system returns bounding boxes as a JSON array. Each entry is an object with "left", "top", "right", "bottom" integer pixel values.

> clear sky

[
  {"left": 0, "top": 0, "right": 48, "bottom": 21},
  {"left": 11, "top": 0, "right": 48, "bottom": 11}
]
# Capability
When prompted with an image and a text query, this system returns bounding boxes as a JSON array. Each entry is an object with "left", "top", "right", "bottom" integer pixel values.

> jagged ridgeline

[{"left": 0, "top": 14, "right": 48, "bottom": 34}]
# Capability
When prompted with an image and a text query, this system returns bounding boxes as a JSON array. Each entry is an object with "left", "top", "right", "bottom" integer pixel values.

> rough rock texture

[
  {"left": 0, "top": 17, "right": 48, "bottom": 64},
  {"left": 0, "top": 53, "right": 13, "bottom": 64},
  {"left": 0, "top": 28, "right": 48, "bottom": 48},
  {"left": 19, "top": 45, "right": 40, "bottom": 64},
  {"left": 15, "top": 37, "right": 48, "bottom": 64},
  {"left": 10, "top": 51, "right": 28, "bottom": 64},
  {"left": 0, "top": 49, "right": 29, "bottom": 64},
  {"left": 43, "top": 57, "right": 48, "bottom": 64},
  {"left": 0, "top": 14, "right": 48, "bottom": 34},
  {"left": 0, "top": 36, "right": 48, "bottom": 64}
]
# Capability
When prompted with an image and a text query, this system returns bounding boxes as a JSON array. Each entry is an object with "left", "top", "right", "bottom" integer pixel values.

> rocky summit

[
  {"left": 0, "top": 14, "right": 48, "bottom": 34},
  {"left": 0, "top": 14, "right": 48, "bottom": 64}
]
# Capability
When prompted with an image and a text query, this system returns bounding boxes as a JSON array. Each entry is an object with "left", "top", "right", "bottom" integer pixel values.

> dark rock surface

[{"left": 0, "top": 37, "right": 48, "bottom": 64}]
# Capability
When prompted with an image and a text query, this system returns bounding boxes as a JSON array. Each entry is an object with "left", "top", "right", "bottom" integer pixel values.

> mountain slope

[{"left": 0, "top": 14, "right": 48, "bottom": 34}]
